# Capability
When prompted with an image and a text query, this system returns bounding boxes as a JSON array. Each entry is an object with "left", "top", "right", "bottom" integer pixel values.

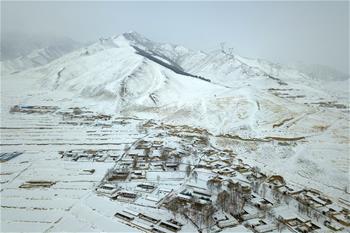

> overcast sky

[{"left": 1, "top": 1, "right": 349, "bottom": 74}]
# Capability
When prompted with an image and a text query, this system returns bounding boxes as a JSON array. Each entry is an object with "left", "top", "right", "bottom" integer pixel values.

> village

[
  {"left": 88, "top": 120, "right": 350, "bottom": 233},
  {"left": 1, "top": 104, "right": 350, "bottom": 232}
]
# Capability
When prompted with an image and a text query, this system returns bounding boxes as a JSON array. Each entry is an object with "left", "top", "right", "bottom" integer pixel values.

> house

[
  {"left": 266, "top": 175, "right": 286, "bottom": 188},
  {"left": 0, "top": 151, "right": 23, "bottom": 162},
  {"left": 330, "top": 209, "right": 350, "bottom": 227},
  {"left": 238, "top": 206, "right": 263, "bottom": 221},
  {"left": 233, "top": 164, "right": 251, "bottom": 173},
  {"left": 159, "top": 221, "right": 181, "bottom": 232},
  {"left": 19, "top": 180, "right": 56, "bottom": 189},
  {"left": 123, "top": 209, "right": 139, "bottom": 217},
  {"left": 115, "top": 190, "right": 137, "bottom": 201},
  {"left": 177, "top": 193, "right": 192, "bottom": 201},
  {"left": 135, "top": 140, "right": 152, "bottom": 149},
  {"left": 278, "top": 184, "right": 303, "bottom": 195},
  {"left": 218, "top": 218, "right": 239, "bottom": 228},
  {"left": 216, "top": 167, "right": 235, "bottom": 176},
  {"left": 283, "top": 217, "right": 304, "bottom": 228},
  {"left": 114, "top": 211, "right": 135, "bottom": 221},
  {"left": 254, "top": 223, "right": 278, "bottom": 233},
  {"left": 136, "top": 162, "right": 149, "bottom": 170},
  {"left": 318, "top": 203, "right": 342, "bottom": 216},
  {"left": 210, "top": 160, "right": 229, "bottom": 169},
  {"left": 213, "top": 211, "right": 227, "bottom": 222},
  {"left": 107, "top": 171, "right": 129, "bottom": 181},
  {"left": 323, "top": 220, "right": 344, "bottom": 231},
  {"left": 138, "top": 213, "right": 160, "bottom": 224},
  {"left": 119, "top": 159, "right": 133, "bottom": 167},
  {"left": 150, "top": 150, "right": 162, "bottom": 159},
  {"left": 151, "top": 162, "right": 165, "bottom": 171},
  {"left": 136, "top": 183, "right": 155, "bottom": 192},
  {"left": 192, "top": 188, "right": 212, "bottom": 199},
  {"left": 152, "top": 141, "right": 163, "bottom": 149},
  {"left": 217, "top": 212, "right": 239, "bottom": 229},
  {"left": 196, "top": 160, "right": 212, "bottom": 169},
  {"left": 278, "top": 214, "right": 321, "bottom": 233},
  {"left": 152, "top": 226, "right": 168, "bottom": 233},
  {"left": 247, "top": 171, "right": 267, "bottom": 181},
  {"left": 131, "top": 170, "right": 146, "bottom": 179},
  {"left": 96, "top": 183, "right": 118, "bottom": 196},
  {"left": 128, "top": 149, "right": 145, "bottom": 157},
  {"left": 165, "top": 163, "right": 179, "bottom": 171},
  {"left": 251, "top": 194, "right": 273, "bottom": 209},
  {"left": 295, "top": 189, "right": 332, "bottom": 208},
  {"left": 295, "top": 221, "right": 320, "bottom": 233}
]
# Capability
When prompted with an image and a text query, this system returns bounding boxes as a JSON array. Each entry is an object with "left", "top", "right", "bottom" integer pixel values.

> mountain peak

[{"left": 118, "top": 31, "right": 152, "bottom": 46}]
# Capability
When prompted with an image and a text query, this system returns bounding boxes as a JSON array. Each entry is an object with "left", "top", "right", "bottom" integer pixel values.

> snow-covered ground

[{"left": 1, "top": 31, "right": 349, "bottom": 232}]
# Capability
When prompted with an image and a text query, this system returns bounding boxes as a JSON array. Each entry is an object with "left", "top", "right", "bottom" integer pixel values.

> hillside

[{"left": 1, "top": 31, "right": 349, "bottom": 199}]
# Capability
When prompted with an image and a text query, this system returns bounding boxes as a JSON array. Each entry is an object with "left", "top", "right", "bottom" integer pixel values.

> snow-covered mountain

[
  {"left": 4, "top": 31, "right": 348, "bottom": 123},
  {"left": 1, "top": 31, "right": 349, "bottom": 200},
  {"left": 290, "top": 62, "right": 349, "bottom": 81},
  {"left": 1, "top": 33, "right": 82, "bottom": 74},
  {"left": 3, "top": 31, "right": 348, "bottom": 149}
]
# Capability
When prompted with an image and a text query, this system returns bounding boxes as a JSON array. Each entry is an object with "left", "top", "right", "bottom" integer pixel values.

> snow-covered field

[{"left": 1, "top": 31, "right": 349, "bottom": 232}]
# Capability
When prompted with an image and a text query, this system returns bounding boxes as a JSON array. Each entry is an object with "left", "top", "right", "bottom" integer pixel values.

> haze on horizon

[{"left": 1, "top": 1, "right": 349, "bottom": 75}]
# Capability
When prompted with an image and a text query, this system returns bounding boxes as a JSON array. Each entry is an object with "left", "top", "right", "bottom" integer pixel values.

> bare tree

[
  {"left": 167, "top": 200, "right": 179, "bottom": 220},
  {"left": 203, "top": 204, "right": 216, "bottom": 232},
  {"left": 207, "top": 177, "right": 222, "bottom": 192},
  {"left": 160, "top": 149, "right": 169, "bottom": 161},
  {"left": 132, "top": 156, "right": 137, "bottom": 169},
  {"left": 186, "top": 164, "right": 192, "bottom": 177},
  {"left": 261, "top": 183, "right": 267, "bottom": 198},
  {"left": 216, "top": 190, "right": 230, "bottom": 211},
  {"left": 227, "top": 181, "right": 251, "bottom": 216},
  {"left": 192, "top": 171, "right": 198, "bottom": 183}
]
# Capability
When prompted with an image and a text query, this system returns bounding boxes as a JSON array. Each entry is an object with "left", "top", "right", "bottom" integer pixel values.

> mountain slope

[
  {"left": 1, "top": 31, "right": 349, "bottom": 197},
  {"left": 26, "top": 33, "right": 229, "bottom": 114},
  {"left": 1, "top": 34, "right": 82, "bottom": 74}
]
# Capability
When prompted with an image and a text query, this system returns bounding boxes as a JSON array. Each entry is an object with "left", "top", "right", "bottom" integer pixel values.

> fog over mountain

[
  {"left": 2, "top": 1, "right": 349, "bottom": 75},
  {"left": 1, "top": 2, "right": 349, "bottom": 233},
  {"left": 1, "top": 32, "right": 82, "bottom": 61}
]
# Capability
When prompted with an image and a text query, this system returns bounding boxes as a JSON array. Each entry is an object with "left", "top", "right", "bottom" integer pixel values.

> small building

[
  {"left": 251, "top": 195, "right": 273, "bottom": 209},
  {"left": 96, "top": 183, "right": 118, "bottom": 196},
  {"left": 165, "top": 163, "right": 179, "bottom": 171},
  {"left": 159, "top": 221, "right": 181, "bottom": 232},
  {"left": 254, "top": 223, "right": 278, "bottom": 233},
  {"left": 324, "top": 220, "right": 344, "bottom": 231},
  {"left": 216, "top": 167, "right": 235, "bottom": 176},
  {"left": 295, "top": 189, "right": 332, "bottom": 208},
  {"left": 330, "top": 209, "right": 350, "bottom": 227},
  {"left": 295, "top": 221, "right": 320, "bottom": 233},
  {"left": 233, "top": 164, "right": 251, "bottom": 173},
  {"left": 278, "top": 184, "right": 303, "bottom": 195},
  {"left": 218, "top": 218, "right": 239, "bottom": 228},
  {"left": 150, "top": 150, "right": 162, "bottom": 159},
  {"left": 136, "top": 183, "right": 155, "bottom": 192},
  {"left": 266, "top": 175, "right": 286, "bottom": 188},
  {"left": 217, "top": 212, "right": 239, "bottom": 229},
  {"left": 136, "top": 162, "right": 150, "bottom": 170},
  {"left": 135, "top": 140, "right": 152, "bottom": 149},
  {"left": 107, "top": 171, "right": 129, "bottom": 181},
  {"left": 128, "top": 149, "right": 145, "bottom": 157},
  {"left": 115, "top": 190, "right": 137, "bottom": 201},
  {"left": 0, "top": 151, "right": 23, "bottom": 162},
  {"left": 114, "top": 211, "right": 135, "bottom": 221},
  {"left": 138, "top": 213, "right": 160, "bottom": 224},
  {"left": 131, "top": 170, "right": 146, "bottom": 179}
]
